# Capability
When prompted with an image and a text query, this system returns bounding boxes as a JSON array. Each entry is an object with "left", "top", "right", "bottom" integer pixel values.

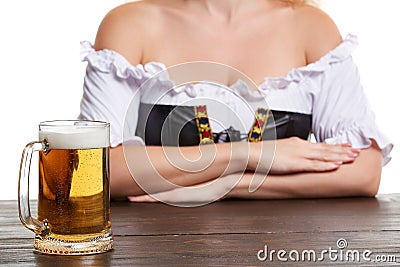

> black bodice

[{"left": 136, "top": 103, "right": 312, "bottom": 146}]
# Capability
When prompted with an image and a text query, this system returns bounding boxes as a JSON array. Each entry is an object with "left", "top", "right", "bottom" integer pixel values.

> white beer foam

[{"left": 39, "top": 127, "right": 109, "bottom": 149}]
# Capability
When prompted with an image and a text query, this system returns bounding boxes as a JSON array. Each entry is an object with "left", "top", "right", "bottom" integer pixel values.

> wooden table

[{"left": 1, "top": 195, "right": 399, "bottom": 266}]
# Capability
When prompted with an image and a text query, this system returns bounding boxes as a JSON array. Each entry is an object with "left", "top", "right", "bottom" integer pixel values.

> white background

[{"left": 0, "top": 0, "right": 398, "bottom": 200}]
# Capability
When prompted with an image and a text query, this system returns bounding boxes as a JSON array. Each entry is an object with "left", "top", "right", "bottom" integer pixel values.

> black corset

[{"left": 136, "top": 103, "right": 312, "bottom": 146}]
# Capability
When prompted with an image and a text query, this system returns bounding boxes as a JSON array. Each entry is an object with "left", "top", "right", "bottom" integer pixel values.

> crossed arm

[
  {"left": 109, "top": 137, "right": 382, "bottom": 202},
  {"left": 99, "top": 4, "right": 383, "bottom": 202}
]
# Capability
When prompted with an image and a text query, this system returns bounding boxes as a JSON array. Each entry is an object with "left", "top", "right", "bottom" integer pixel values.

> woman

[{"left": 79, "top": 0, "right": 392, "bottom": 203}]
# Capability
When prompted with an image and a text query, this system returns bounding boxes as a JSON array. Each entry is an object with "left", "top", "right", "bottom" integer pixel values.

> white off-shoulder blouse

[{"left": 79, "top": 35, "right": 393, "bottom": 165}]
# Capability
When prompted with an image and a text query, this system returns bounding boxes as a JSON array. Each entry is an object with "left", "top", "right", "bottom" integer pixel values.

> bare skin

[
  {"left": 93, "top": 0, "right": 382, "bottom": 200},
  {"left": 130, "top": 140, "right": 381, "bottom": 203}
]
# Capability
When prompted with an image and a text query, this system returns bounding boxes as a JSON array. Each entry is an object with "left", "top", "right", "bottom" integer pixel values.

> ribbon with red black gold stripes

[
  {"left": 248, "top": 108, "right": 270, "bottom": 142},
  {"left": 194, "top": 105, "right": 214, "bottom": 145}
]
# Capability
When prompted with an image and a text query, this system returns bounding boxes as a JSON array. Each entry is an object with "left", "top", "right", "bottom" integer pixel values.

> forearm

[
  {"left": 229, "top": 145, "right": 382, "bottom": 199},
  {"left": 110, "top": 143, "right": 247, "bottom": 198},
  {"left": 110, "top": 138, "right": 366, "bottom": 199}
]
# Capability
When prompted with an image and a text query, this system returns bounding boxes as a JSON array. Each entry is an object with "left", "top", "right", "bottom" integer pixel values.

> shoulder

[
  {"left": 93, "top": 1, "right": 164, "bottom": 64},
  {"left": 292, "top": 5, "right": 343, "bottom": 64}
]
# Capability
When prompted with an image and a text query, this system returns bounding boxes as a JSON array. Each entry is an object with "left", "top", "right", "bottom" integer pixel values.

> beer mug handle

[{"left": 18, "top": 140, "right": 50, "bottom": 236}]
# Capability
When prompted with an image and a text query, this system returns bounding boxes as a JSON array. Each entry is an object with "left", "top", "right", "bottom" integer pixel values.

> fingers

[
  {"left": 128, "top": 179, "right": 231, "bottom": 204},
  {"left": 128, "top": 195, "right": 158, "bottom": 202},
  {"left": 306, "top": 142, "right": 361, "bottom": 163},
  {"left": 270, "top": 138, "right": 363, "bottom": 174}
]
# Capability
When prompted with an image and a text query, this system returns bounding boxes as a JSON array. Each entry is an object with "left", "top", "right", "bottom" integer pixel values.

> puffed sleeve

[
  {"left": 79, "top": 41, "right": 165, "bottom": 147},
  {"left": 311, "top": 35, "right": 393, "bottom": 165}
]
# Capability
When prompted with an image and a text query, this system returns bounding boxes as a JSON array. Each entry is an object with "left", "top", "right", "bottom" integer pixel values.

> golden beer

[
  {"left": 38, "top": 147, "right": 110, "bottom": 237},
  {"left": 18, "top": 120, "right": 113, "bottom": 255}
]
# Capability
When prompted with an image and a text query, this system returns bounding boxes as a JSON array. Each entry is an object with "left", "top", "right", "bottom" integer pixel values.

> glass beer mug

[{"left": 18, "top": 120, "right": 114, "bottom": 255}]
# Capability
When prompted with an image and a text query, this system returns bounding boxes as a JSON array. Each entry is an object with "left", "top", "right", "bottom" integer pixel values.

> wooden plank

[
  {"left": 3, "top": 195, "right": 400, "bottom": 238},
  {"left": 2, "top": 195, "right": 399, "bottom": 266},
  {"left": 110, "top": 195, "right": 400, "bottom": 235},
  {"left": 0, "top": 201, "right": 36, "bottom": 239},
  {"left": 1, "top": 232, "right": 399, "bottom": 266}
]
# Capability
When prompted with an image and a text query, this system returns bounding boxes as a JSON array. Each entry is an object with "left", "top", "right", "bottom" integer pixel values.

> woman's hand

[
  {"left": 125, "top": 137, "right": 361, "bottom": 203},
  {"left": 248, "top": 137, "right": 360, "bottom": 174},
  {"left": 128, "top": 174, "right": 241, "bottom": 205}
]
